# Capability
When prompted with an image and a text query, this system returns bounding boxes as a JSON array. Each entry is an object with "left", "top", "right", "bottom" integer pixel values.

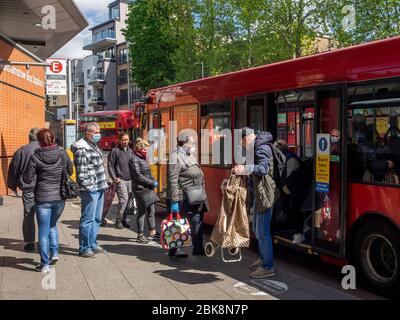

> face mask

[
  {"left": 331, "top": 137, "right": 340, "bottom": 144},
  {"left": 92, "top": 134, "right": 101, "bottom": 143}
]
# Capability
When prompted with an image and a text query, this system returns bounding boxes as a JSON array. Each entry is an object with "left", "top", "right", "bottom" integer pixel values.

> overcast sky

[{"left": 51, "top": 0, "right": 111, "bottom": 59}]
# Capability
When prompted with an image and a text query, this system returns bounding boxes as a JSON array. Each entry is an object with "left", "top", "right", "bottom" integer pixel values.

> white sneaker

[
  {"left": 40, "top": 265, "right": 51, "bottom": 274},
  {"left": 50, "top": 255, "right": 59, "bottom": 265},
  {"left": 292, "top": 233, "right": 305, "bottom": 244}
]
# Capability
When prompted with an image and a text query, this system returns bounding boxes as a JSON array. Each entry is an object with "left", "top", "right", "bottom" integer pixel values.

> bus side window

[
  {"left": 201, "top": 101, "right": 232, "bottom": 167},
  {"left": 348, "top": 81, "right": 400, "bottom": 185}
]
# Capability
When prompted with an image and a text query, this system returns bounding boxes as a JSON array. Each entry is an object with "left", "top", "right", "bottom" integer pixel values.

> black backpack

[{"left": 266, "top": 142, "right": 287, "bottom": 189}]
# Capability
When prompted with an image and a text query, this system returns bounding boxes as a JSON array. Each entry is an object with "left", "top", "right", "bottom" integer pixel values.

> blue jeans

[
  {"left": 35, "top": 201, "right": 65, "bottom": 266},
  {"left": 253, "top": 206, "right": 274, "bottom": 270},
  {"left": 79, "top": 190, "right": 105, "bottom": 253}
]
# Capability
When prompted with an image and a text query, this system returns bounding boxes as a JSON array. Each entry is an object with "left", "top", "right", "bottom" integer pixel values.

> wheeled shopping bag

[{"left": 205, "top": 174, "right": 250, "bottom": 263}]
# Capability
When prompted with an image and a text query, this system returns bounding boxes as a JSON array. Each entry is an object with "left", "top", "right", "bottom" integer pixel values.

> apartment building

[
  {"left": 81, "top": 0, "right": 143, "bottom": 112},
  {"left": 117, "top": 42, "right": 143, "bottom": 110}
]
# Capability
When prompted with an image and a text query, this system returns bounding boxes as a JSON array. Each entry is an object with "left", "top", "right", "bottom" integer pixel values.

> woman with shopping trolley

[{"left": 167, "top": 130, "right": 209, "bottom": 258}]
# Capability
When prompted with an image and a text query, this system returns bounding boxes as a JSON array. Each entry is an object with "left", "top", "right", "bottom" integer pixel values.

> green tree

[
  {"left": 124, "top": 0, "right": 177, "bottom": 92},
  {"left": 323, "top": 0, "right": 400, "bottom": 47}
]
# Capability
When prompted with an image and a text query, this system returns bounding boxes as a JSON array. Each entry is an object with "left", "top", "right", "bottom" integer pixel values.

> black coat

[
  {"left": 23, "top": 146, "right": 73, "bottom": 203},
  {"left": 7, "top": 141, "right": 39, "bottom": 191},
  {"left": 108, "top": 146, "right": 134, "bottom": 181},
  {"left": 129, "top": 153, "right": 157, "bottom": 202}
]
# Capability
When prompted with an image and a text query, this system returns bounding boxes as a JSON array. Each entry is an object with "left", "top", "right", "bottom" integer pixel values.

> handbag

[
  {"left": 184, "top": 185, "right": 207, "bottom": 205},
  {"left": 160, "top": 212, "right": 192, "bottom": 250},
  {"left": 124, "top": 192, "right": 137, "bottom": 216},
  {"left": 135, "top": 188, "right": 159, "bottom": 208},
  {"left": 61, "top": 154, "right": 79, "bottom": 200}
]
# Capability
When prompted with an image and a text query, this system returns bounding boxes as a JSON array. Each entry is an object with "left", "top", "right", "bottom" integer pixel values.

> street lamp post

[{"left": 195, "top": 61, "right": 204, "bottom": 79}]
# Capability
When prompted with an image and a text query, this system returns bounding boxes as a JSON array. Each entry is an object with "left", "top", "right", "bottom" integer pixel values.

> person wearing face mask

[
  {"left": 167, "top": 130, "right": 209, "bottom": 258},
  {"left": 331, "top": 129, "right": 341, "bottom": 156},
  {"left": 129, "top": 138, "right": 160, "bottom": 243},
  {"left": 72, "top": 123, "right": 108, "bottom": 258},
  {"left": 108, "top": 132, "right": 135, "bottom": 229}
]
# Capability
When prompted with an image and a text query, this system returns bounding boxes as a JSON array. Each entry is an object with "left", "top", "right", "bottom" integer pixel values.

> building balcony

[
  {"left": 92, "top": 14, "right": 116, "bottom": 28},
  {"left": 74, "top": 73, "right": 84, "bottom": 87},
  {"left": 83, "top": 31, "right": 117, "bottom": 51},
  {"left": 98, "top": 52, "right": 115, "bottom": 61},
  {"left": 88, "top": 95, "right": 106, "bottom": 106},
  {"left": 89, "top": 72, "right": 106, "bottom": 87},
  {"left": 75, "top": 96, "right": 85, "bottom": 107}
]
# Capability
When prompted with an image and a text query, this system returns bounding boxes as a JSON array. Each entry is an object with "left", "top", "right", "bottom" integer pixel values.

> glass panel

[
  {"left": 201, "top": 101, "right": 231, "bottom": 167},
  {"left": 314, "top": 88, "right": 343, "bottom": 253},
  {"left": 174, "top": 105, "right": 198, "bottom": 134},
  {"left": 235, "top": 99, "right": 246, "bottom": 129},
  {"left": 347, "top": 80, "right": 400, "bottom": 185},
  {"left": 248, "top": 98, "right": 265, "bottom": 134},
  {"left": 276, "top": 91, "right": 315, "bottom": 158}
]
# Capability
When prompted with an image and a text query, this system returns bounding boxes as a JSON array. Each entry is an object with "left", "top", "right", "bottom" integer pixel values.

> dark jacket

[
  {"left": 108, "top": 146, "right": 134, "bottom": 181},
  {"left": 249, "top": 132, "right": 280, "bottom": 212},
  {"left": 23, "top": 146, "right": 73, "bottom": 203},
  {"left": 7, "top": 141, "right": 39, "bottom": 191},
  {"left": 167, "top": 147, "right": 209, "bottom": 212},
  {"left": 129, "top": 153, "right": 157, "bottom": 193}
]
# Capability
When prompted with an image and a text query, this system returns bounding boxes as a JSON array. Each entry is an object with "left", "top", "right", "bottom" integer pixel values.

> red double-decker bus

[
  {"left": 144, "top": 36, "right": 400, "bottom": 297},
  {"left": 79, "top": 110, "right": 135, "bottom": 150}
]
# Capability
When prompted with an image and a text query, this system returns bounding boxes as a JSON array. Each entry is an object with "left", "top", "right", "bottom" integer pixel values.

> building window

[
  {"left": 110, "top": 4, "right": 120, "bottom": 19},
  {"left": 119, "top": 89, "right": 128, "bottom": 106},
  {"left": 119, "top": 69, "right": 128, "bottom": 85},
  {"left": 119, "top": 48, "right": 128, "bottom": 64}
]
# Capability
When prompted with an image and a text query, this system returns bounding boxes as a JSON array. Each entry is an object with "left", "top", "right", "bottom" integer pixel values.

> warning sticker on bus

[{"left": 316, "top": 134, "right": 331, "bottom": 193}]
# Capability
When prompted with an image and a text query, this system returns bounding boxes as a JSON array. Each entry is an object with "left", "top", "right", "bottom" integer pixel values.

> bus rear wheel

[{"left": 354, "top": 221, "right": 400, "bottom": 297}]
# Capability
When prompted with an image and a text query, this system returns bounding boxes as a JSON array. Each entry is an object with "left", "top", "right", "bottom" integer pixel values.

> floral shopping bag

[{"left": 160, "top": 213, "right": 192, "bottom": 250}]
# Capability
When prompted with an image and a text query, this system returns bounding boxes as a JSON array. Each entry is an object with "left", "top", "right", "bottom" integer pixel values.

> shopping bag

[
  {"left": 102, "top": 182, "right": 117, "bottom": 219},
  {"left": 124, "top": 193, "right": 137, "bottom": 216},
  {"left": 160, "top": 213, "right": 192, "bottom": 250},
  {"left": 210, "top": 174, "right": 250, "bottom": 249}
]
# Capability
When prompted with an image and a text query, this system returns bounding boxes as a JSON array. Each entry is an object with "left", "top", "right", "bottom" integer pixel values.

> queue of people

[{"left": 8, "top": 122, "right": 290, "bottom": 280}]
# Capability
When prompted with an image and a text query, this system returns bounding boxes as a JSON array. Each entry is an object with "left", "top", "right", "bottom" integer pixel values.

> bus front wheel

[{"left": 354, "top": 221, "right": 400, "bottom": 297}]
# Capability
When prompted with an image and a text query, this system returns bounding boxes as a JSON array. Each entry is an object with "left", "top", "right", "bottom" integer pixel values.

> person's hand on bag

[
  {"left": 114, "top": 178, "right": 121, "bottom": 184},
  {"left": 170, "top": 202, "right": 179, "bottom": 213}
]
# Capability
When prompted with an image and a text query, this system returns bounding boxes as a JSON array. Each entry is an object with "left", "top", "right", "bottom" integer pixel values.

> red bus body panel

[{"left": 348, "top": 183, "right": 400, "bottom": 231}]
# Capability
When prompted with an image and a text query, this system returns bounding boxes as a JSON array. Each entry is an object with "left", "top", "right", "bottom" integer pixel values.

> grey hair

[
  {"left": 29, "top": 128, "right": 40, "bottom": 142},
  {"left": 85, "top": 122, "right": 100, "bottom": 133}
]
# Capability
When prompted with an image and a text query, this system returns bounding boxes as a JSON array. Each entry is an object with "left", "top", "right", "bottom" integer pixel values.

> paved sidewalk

[{"left": 0, "top": 196, "right": 361, "bottom": 300}]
